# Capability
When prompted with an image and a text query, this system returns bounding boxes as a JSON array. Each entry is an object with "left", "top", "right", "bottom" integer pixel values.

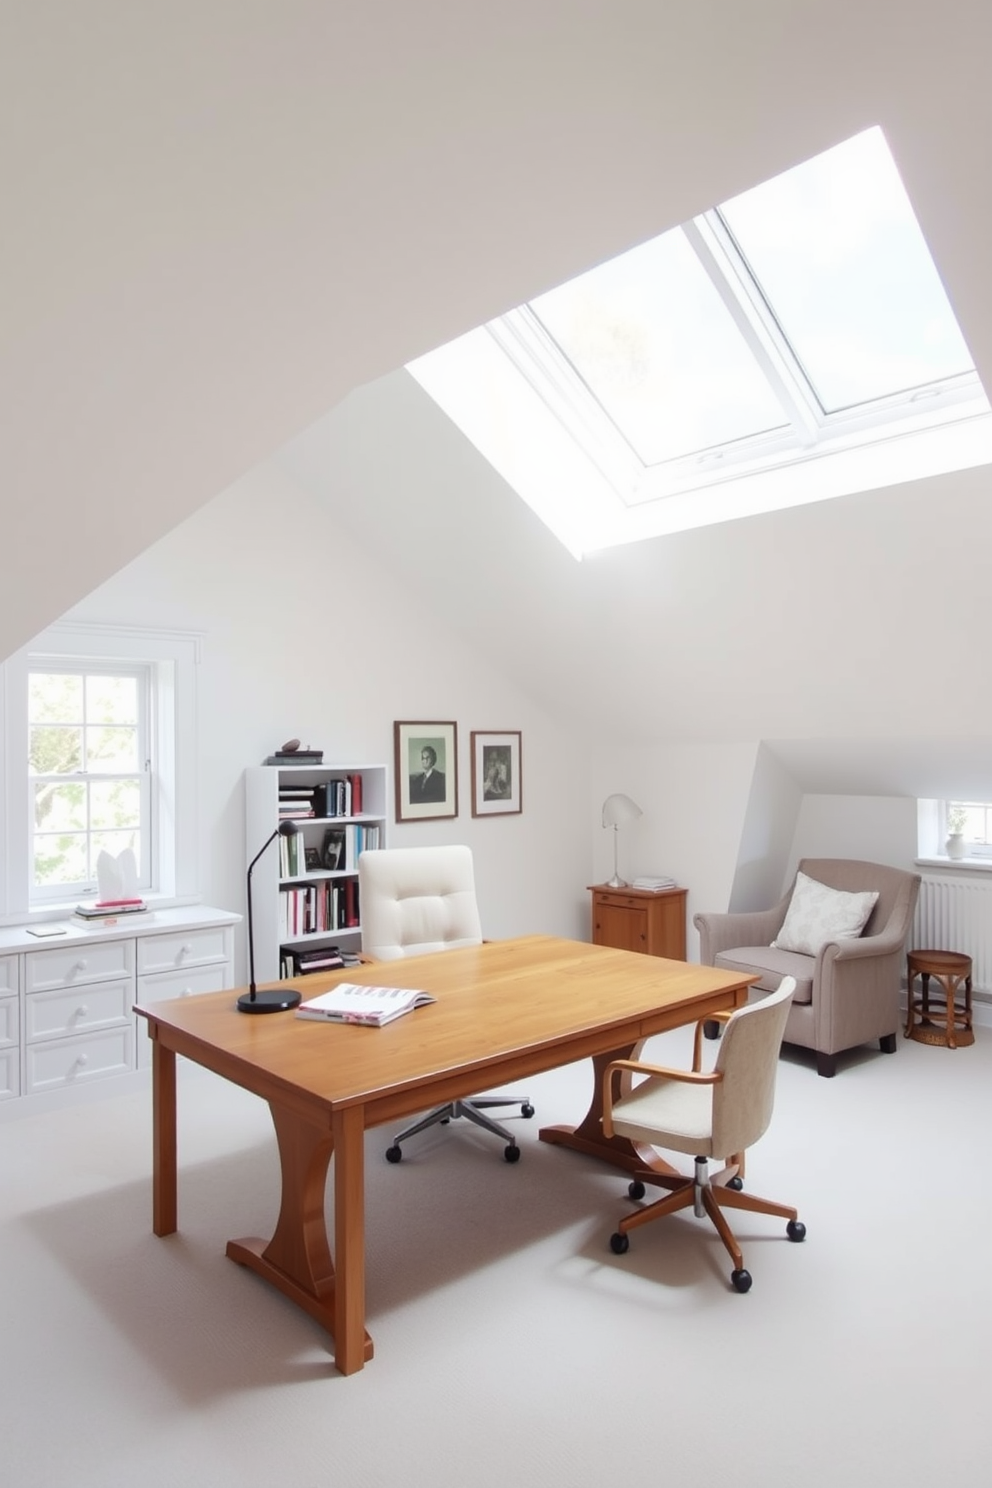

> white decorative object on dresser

[
  {"left": 0, "top": 905, "right": 239, "bottom": 1117},
  {"left": 244, "top": 763, "right": 387, "bottom": 986}
]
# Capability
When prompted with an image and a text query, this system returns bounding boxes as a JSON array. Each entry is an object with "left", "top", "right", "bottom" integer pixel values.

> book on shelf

[
  {"left": 264, "top": 751, "right": 323, "bottom": 765},
  {"left": 295, "top": 982, "right": 436, "bottom": 1027}
]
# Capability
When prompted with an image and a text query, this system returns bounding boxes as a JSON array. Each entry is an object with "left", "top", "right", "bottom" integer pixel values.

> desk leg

[
  {"left": 540, "top": 1043, "right": 680, "bottom": 1183},
  {"left": 333, "top": 1105, "right": 367, "bottom": 1376},
  {"left": 226, "top": 1104, "right": 374, "bottom": 1374},
  {"left": 151, "top": 1036, "right": 177, "bottom": 1237}
]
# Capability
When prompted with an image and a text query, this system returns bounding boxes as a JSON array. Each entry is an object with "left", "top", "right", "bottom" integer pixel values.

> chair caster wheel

[
  {"left": 727, "top": 1176, "right": 744, "bottom": 1191},
  {"left": 521, "top": 1103, "right": 535, "bottom": 1118},
  {"left": 385, "top": 1145, "right": 403, "bottom": 1163},
  {"left": 610, "top": 1232, "right": 630, "bottom": 1255},
  {"left": 731, "top": 1268, "right": 752, "bottom": 1293},
  {"left": 787, "top": 1219, "right": 806, "bottom": 1242},
  {"left": 440, "top": 1117, "right": 451, "bottom": 1125},
  {"left": 504, "top": 1144, "right": 520, "bottom": 1163},
  {"left": 628, "top": 1180, "right": 646, "bottom": 1200}
]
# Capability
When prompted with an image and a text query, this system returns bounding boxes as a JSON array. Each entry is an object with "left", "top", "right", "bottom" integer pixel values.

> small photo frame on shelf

[
  {"left": 394, "top": 721, "right": 458, "bottom": 822},
  {"left": 304, "top": 847, "right": 322, "bottom": 872},
  {"left": 322, "top": 827, "right": 347, "bottom": 870},
  {"left": 471, "top": 731, "right": 521, "bottom": 817}
]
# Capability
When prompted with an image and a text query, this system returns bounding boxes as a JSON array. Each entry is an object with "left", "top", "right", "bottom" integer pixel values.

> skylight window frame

[{"left": 489, "top": 208, "right": 990, "bottom": 514}]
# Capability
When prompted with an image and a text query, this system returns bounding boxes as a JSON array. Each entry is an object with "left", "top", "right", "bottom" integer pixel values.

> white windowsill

[{"left": 914, "top": 857, "right": 992, "bottom": 872}]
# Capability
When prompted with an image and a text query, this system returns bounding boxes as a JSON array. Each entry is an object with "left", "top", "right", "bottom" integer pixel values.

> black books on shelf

[
  {"left": 285, "top": 944, "right": 345, "bottom": 976},
  {"left": 264, "top": 750, "right": 324, "bottom": 765},
  {"left": 295, "top": 982, "right": 436, "bottom": 1027}
]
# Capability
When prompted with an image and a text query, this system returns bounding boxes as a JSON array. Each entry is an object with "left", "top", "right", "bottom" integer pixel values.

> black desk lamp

[{"left": 238, "top": 819, "right": 303, "bottom": 1014}]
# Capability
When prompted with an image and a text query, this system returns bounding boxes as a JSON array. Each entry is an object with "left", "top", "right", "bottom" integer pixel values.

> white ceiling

[{"left": 3, "top": 2, "right": 992, "bottom": 779}]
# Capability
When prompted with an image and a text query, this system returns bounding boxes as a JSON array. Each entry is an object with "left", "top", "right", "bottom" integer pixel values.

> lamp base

[
  {"left": 237, "top": 987, "right": 302, "bottom": 1014},
  {"left": 605, "top": 874, "right": 629, "bottom": 889}
]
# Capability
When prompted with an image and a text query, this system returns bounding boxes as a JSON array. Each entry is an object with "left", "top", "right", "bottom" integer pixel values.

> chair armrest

[{"left": 694, "top": 901, "right": 789, "bottom": 963}]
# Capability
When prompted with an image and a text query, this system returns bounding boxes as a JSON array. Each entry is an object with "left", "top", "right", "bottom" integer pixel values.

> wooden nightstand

[{"left": 588, "top": 885, "right": 687, "bottom": 960}]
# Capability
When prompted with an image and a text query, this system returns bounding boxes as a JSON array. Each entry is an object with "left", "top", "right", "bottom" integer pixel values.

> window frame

[{"left": 0, "top": 622, "right": 201, "bottom": 924}]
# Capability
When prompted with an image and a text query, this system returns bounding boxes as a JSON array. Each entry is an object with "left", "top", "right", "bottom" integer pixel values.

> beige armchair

[{"left": 694, "top": 858, "right": 921, "bottom": 1078}]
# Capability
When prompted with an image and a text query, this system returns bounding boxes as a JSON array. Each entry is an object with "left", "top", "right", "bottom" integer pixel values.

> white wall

[
  {"left": 730, "top": 743, "right": 805, "bottom": 912},
  {"left": 55, "top": 461, "right": 591, "bottom": 980},
  {"left": 789, "top": 794, "right": 920, "bottom": 878}
]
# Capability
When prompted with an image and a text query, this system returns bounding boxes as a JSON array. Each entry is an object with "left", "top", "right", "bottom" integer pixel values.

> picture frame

[
  {"left": 394, "top": 721, "right": 458, "bottom": 822},
  {"left": 322, "top": 826, "right": 347, "bottom": 871},
  {"left": 471, "top": 731, "right": 521, "bottom": 817},
  {"left": 304, "top": 847, "right": 322, "bottom": 872}
]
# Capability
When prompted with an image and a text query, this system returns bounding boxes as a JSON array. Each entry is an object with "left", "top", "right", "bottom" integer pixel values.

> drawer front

[
  {"left": 137, "top": 926, "right": 231, "bottom": 975},
  {"left": 26, "top": 978, "right": 133, "bottom": 1043},
  {"left": 26, "top": 939, "right": 135, "bottom": 993},
  {"left": 0, "top": 996, "right": 19, "bottom": 1049},
  {"left": 0, "top": 954, "right": 17, "bottom": 998},
  {"left": 136, "top": 962, "right": 231, "bottom": 1067},
  {"left": 0, "top": 1047, "right": 18, "bottom": 1100},
  {"left": 25, "top": 1027, "right": 133, "bottom": 1095}
]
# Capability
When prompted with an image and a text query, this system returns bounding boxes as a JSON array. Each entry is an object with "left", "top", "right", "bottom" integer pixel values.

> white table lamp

[{"left": 602, "top": 793, "right": 642, "bottom": 888}]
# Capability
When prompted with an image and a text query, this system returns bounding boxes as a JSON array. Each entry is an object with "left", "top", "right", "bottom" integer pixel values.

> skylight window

[{"left": 408, "top": 127, "right": 991, "bottom": 559}]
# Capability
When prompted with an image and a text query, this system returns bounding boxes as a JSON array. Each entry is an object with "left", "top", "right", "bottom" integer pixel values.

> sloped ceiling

[{"left": 3, "top": 2, "right": 992, "bottom": 781}]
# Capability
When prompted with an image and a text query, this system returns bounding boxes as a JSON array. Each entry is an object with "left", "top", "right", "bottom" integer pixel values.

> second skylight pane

[{"left": 529, "top": 226, "right": 787, "bottom": 466}]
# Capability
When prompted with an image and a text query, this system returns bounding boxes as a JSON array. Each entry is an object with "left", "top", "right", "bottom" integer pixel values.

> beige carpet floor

[{"left": 2, "top": 1020, "right": 990, "bottom": 1488}]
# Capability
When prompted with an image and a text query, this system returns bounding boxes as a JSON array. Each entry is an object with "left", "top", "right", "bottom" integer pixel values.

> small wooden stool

[{"left": 905, "top": 949, "right": 974, "bottom": 1048}]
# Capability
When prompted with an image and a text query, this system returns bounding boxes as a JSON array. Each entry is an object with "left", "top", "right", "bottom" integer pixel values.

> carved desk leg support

[
  {"left": 540, "top": 1043, "right": 681, "bottom": 1186},
  {"left": 226, "top": 1102, "right": 374, "bottom": 1375}
]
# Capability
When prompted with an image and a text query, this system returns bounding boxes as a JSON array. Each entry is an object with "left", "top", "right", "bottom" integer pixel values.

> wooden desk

[{"left": 136, "top": 936, "right": 754, "bottom": 1375}]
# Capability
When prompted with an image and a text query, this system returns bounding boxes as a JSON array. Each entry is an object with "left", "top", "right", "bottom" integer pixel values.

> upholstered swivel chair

[
  {"left": 695, "top": 858, "right": 921, "bottom": 1077},
  {"left": 603, "top": 978, "right": 803, "bottom": 1293},
  {"left": 358, "top": 845, "right": 534, "bottom": 1163}
]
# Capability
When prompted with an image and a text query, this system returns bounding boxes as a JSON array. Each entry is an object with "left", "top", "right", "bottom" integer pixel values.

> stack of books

[
  {"left": 264, "top": 748, "right": 324, "bottom": 766},
  {"left": 631, "top": 875, "right": 676, "bottom": 891},
  {"left": 72, "top": 897, "right": 152, "bottom": 928}
]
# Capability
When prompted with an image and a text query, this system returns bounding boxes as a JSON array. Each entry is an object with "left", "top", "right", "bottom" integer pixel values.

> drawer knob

[
  {"left": 180, "top": 943, "right": 193, "bottom": 957},
  {"left": 76, "top": 1004, "right": 89, "bottom": 1019},
  {"left": 180, "top": 987, "right": 192, "bottom": 997},
  {"left": 74, "top": 1053, "right": 88, "bottom": 1069},
  {"left": 74, "top": 959, "right": 88, "bottom": 973}
]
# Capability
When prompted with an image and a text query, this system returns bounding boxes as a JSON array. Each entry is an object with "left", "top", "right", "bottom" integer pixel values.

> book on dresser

[
  {"left": 245, "top": 761, "right": 387, "bottom": 986},
  {"left": 295, "top": 982, "right": 435, "bottom": 1027}
]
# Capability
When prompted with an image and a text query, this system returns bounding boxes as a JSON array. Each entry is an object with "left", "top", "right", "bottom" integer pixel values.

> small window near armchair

[{"left": 942, "top": 801, "right": 992, "bottom": 860}]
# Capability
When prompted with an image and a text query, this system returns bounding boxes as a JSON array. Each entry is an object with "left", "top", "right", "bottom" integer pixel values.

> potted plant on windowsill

[{"left": 945, "top": 806, "right": 968, "bottom": 861}]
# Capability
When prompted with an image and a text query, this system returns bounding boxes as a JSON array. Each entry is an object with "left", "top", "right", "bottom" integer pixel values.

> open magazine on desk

[{"left": 295, "top": 982, "right": 436, "bottom": 1027}]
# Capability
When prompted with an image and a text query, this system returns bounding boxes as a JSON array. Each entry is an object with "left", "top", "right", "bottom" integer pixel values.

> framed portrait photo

[
  {"left": 471, "top": 731, "right": 521, "bottom": 817},
  {"left": 394, "top": 721, "right": 458, "bottom": 822}
]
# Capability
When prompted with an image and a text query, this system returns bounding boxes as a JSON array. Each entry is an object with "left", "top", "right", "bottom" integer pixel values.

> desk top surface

[{"left": 136, "top": 935, "right": 753, "bottom": 1113}]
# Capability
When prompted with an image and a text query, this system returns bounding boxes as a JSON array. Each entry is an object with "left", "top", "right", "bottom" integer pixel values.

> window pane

[
  {"left": 28, "top": 672, "right": 83, "bottom": 724},
  {"left": 86, "top": 725, "right": 139, "bottom": 772},
  {"left": 86, "top": 674, "right": 137, "bottom": 725},
  {"left": 720, "top": 128, "right": 974, "bottom": 411},
  {"left": 29, "top": 724, "right": 82, "bottom": 775},
  {"left": 530, "top": 226, "right": 788, "bottom": 465},
  {"left": 34, "top": 780, "right": 86, "bottom": 832},
  {"left": 90, "top": 778, "right": 141, "bottom": 830},
  {"left": 33, "top": 833, "right": 87, "bottom": 887}
]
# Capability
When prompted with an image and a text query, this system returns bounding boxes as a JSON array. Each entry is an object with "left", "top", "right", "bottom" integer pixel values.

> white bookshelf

[{"left": 244, "top": 763, "right": 388, "bottom": 985}]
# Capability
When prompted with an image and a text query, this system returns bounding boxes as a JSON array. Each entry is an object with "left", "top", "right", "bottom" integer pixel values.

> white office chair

[
  {"left": 602, "top": 976, "right": 804, "bottom": 1292},
  {"left": 358, "top": 845, "right": 534, "bottom": 1163}
]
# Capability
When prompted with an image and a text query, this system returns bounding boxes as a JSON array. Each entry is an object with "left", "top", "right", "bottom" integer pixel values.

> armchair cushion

[
  {"left": 714, "top": 946, "right": 815, "bottom": 1004},
  {"left": 771, "top": 870, "right": 878, "bottom": 957}
]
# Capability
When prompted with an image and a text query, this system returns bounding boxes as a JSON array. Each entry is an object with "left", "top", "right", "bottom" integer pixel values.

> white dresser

[{"left": 0, "top": 905, "right": 240, "bottom": 1115}]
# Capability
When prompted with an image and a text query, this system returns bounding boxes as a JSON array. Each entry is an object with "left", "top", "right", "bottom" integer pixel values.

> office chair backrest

[
  {"left": 711, "top": 977, "right": 796, "bottom": 1157},
  {"left": 358, "top": 845, "right": 483, "bottom": 961}
]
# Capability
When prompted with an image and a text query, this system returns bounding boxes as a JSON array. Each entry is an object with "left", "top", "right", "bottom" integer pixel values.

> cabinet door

[{"left": 594, "top": 899, "right": 648, "bottom": 953}]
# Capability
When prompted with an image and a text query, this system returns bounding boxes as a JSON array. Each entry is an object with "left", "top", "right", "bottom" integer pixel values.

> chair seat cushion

[
  {"left": 715, "top": 946, "right": 815, "bottom": 1004},
  {"left": 610, "top": 1077, "right": 715, "bottom": 1156}
]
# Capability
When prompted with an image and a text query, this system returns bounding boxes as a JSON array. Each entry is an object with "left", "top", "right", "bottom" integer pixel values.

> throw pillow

[{"left": 771, "top": 871, "right": 879, "bottom": 957}]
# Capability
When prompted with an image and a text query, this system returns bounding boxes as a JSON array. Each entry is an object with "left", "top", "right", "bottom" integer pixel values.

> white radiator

[{"left": 913, "top": 875, "right": 992, "bottom": 993}]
